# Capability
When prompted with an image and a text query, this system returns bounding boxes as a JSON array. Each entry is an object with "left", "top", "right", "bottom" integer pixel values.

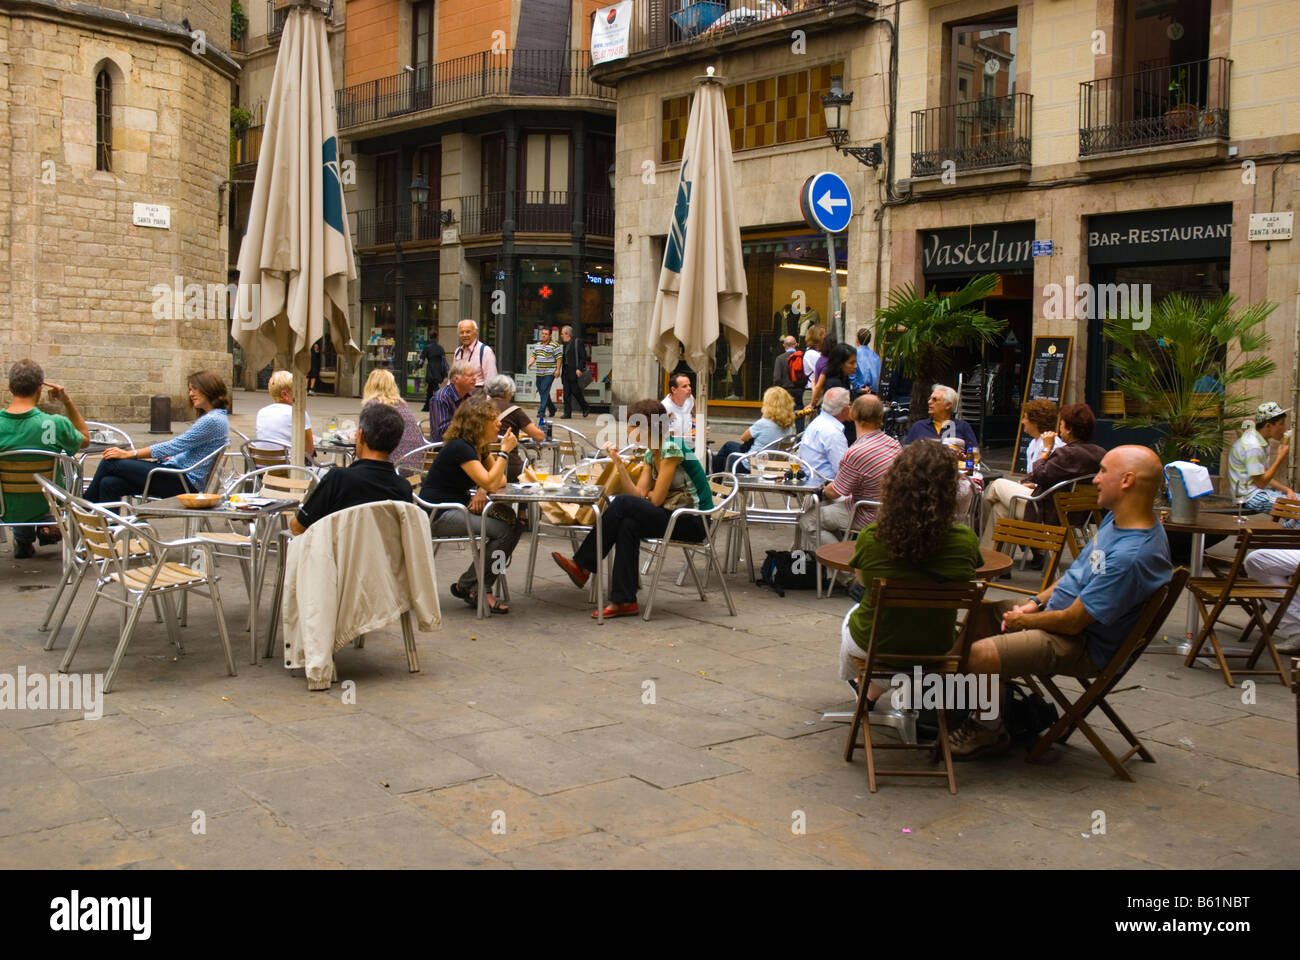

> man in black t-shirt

[{"left": 290, "top": 404, "right": 412, "bottom": 534}]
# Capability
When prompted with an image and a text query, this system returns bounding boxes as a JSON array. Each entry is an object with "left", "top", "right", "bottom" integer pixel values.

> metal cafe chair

[
  {"left": 844, "top": 578, "right": 988, "bottom": 794},
  {"left": 637, "top": 473, "right": 739, "bottom": 621},
  {"left": 412, "top": 491, "right": 491, "bottom": 614},
  {"left": 1004, "top": 473, "right": 1095, "bottom": 547},
  {"left": 136, "top": 443, "right": 230, "bottom": 501},
  {"left": 35, "top": 475, "right": 158, "bottom": 651},
  {"left": 394, "top": 442, "right": 442, "bottom": 487},
  {"left": 0, "top": 448, "right": 80, "bottom": 556},
  {"left": 60, "top": 499, "right": 236, "bottom": 693}
]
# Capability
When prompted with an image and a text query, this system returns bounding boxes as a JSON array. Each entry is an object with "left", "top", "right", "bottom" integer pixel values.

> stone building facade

[
  {"left": 1, "top": 0, "right": 239, "bottom": 422},
  {"left": 595, "top": 0, "right": 1300, "bottom": 469}
]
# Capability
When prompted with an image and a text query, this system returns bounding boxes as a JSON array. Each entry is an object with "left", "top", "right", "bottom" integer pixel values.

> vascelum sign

[{"left": 591, "top": 2, "right": 632, "bottom": 65}]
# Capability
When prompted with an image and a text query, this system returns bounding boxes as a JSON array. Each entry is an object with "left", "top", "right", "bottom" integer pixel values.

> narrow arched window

[{"left": 95, "top": 69, "right": 112, "bottom": 171}]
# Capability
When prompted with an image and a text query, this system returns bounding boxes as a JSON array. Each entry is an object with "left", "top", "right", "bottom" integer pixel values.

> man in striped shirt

[
  {"left": 797, "top": 395, "right": 900, "bottom": 548},
  {"left": 526, "top": 327, "right": 561, "bottom": 419},
  {"left": 429, "top": 360, "right": 477, "bottom": 443}
]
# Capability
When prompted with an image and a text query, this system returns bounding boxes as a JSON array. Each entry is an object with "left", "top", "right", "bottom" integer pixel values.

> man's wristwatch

[{"left": 1031, "top": 597, "right": 1047, "bottom": 611}]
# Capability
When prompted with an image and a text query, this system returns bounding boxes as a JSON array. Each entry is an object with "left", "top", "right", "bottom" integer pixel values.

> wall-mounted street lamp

[
  {"left": 409, "top": 173, "right": 430, "bottom": 206},
  {"left": 608, "top": 162, "right": 616, "bottom": 192},
  {"left": 821, "top": 75, "right": 882, "bottom": 168}
]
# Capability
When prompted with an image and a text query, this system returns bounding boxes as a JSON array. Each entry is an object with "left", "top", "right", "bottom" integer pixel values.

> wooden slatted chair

[
  {"left": 844, "top": 578, "right": 989, "bottom": 794},
  {"left": 1027, "top": 568, "right": 1190, "bottom": 780},
  {"left": 1184, "top": 528, "right": 1300, "bottom": 686},
  {"left": 986, "top": 517, "right": 1068, "bottom": 598},
  {"left": 0, "top": 448, "right": 80, "bottom": 553},
  {"left": 242, "top": 439, "right": 291, "bottom": 472},
  {"left": 1053, "top": 485, "right": 1104, "bottom": 561},
  {"left": 1269, "top": 498, "right": 1300, "bottom": 525},
  {"left": 60, "top": 500, "right": 236, "bottom": 692}
]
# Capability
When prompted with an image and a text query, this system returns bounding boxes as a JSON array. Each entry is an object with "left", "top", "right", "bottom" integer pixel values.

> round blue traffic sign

[{"left": 799, "top": 172, "right": 853, "bottom": 234}]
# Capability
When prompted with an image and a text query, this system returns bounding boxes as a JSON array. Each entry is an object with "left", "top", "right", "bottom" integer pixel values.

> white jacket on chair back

[{"left": 283, "top": 500, "right": 441, "bottom": 685}]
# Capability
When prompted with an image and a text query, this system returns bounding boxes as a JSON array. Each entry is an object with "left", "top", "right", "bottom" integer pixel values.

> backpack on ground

[
  {"left": 756, "top": 549, "right": 818, "bottom": 596},
  {"left": 787, "top": 350, "right": 807, "bottom": 389}
]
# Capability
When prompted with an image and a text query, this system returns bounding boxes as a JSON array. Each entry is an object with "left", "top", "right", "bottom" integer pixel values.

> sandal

[
  {"left": 449, "top": 583, "right": 477, "bottom": 609},
  {"left": 485, "top": 596, "right": 509, "bottom": 615}
]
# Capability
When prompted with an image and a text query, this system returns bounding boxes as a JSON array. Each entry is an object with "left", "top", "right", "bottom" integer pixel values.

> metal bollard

[{"left": 149, "top": 395, "right": 171, "bottom": 434}]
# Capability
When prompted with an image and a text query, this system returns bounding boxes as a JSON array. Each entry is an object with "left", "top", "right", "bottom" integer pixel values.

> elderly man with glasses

[{"left": 903, "top": 383, "right": 979, "bottom": 450}]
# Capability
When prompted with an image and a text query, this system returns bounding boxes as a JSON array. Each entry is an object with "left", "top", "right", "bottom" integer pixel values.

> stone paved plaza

[{"left": 0, "top": 394, "right": 1296, "bottom": 869}]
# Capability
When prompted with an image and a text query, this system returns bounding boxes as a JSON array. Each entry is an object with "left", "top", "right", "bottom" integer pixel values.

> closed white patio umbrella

[
  {"left": 232, "top": 0, "right": 357, "bottom": 465},
  {"left": 648, "top": 66, "right": 748, "bottom": 462}
]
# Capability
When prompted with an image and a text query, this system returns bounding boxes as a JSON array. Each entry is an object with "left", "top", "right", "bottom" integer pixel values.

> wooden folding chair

[
  {"left": 1053, "top": 486, "right": 1104, "bottom": 561},
  {"left": 986, "top": 517, "right": 1067, "bottom": 598},
  {"left": 1269, "top": 498, "right": 1300, "bottom": 525},
  {"left": 1027, "top": 568, "right": 1189, "bottom": 780},
  {"left": 1184, "top": 528, "right": 1300, "bottom": 686},
  {"left": 844, "top": 578, "right": 989, "bottom": 794}
]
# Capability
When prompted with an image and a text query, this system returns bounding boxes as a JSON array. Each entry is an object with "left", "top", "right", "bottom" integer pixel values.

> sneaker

[
  {"left": 1272, "top": 633, "right": 1300, "bottom": 653},
  {"left": 947, "top": 717, "right": 1011, "bottom": 760},
  {"left": 551, "top": 551, "right": 589, "bottom": 589},
  {"left": 13, "top": 541, "right": 35, "bottom": 559}
]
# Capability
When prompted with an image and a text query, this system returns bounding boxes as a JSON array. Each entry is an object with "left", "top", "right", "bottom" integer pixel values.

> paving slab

[
  {"left": 0, "top": 817, "right": 161, "bottom": 868},
  {"left": 237, "top": 761, "right": 404, "bottom": 830},
  {"left": 79, "top": 763, "right": 259, "bottom": 831},
  {"left": 404, "top": 776, "right": 597, "bottom": 853}
]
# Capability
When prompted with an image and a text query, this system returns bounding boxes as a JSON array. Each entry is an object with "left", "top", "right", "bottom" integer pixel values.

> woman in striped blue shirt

[{"left": 86, "top": 371, "right": 230, "bottom": 502}]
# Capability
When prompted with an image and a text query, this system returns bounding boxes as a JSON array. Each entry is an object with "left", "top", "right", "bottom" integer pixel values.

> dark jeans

[
  {"left": 423, "top": 376, "right": 438, "bottom": 411},
  {"left": 573, "top": 495, "right": 706, "bottom": 604},
  {"left": 711, "top": 441, "right": 751, "bottom": 474},
  {"left": 12, "top": 513, "right": 53, "bottom": 545},
  {"left": 562, "top": 369, "right": 589, "bottom": 416},
  {"left": 535, "top": 373, "right": 557, "bottom": 418},
  {"left": 787, "top": 388, "right": 806, "bottom": 431},
  {"left": 85, "top": 458, "right": 187, "bottom": 503}
]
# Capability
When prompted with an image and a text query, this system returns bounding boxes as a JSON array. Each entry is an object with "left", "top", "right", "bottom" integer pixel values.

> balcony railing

[
  {"left": 336, "top": 49, "right": 613, "bottom": 130},
  {"left": 585, "top": 192, "right": 614, "bottom": 237},
  {"left": 231, "top": 124, "right": 263, "bottom": 167},
  {"left": 460, "top": 193, "right": 505, "bottom": 237},
  {"left": 911, "top": 92, "right": 1032, "bottom": 177},
  {"left": 1079, "top": 57, "right": 1230, "bottom": 157},
  {"left": 355, "top": 205, "right": 446, "bottom": 247},
  {"left": 626, "top": 0, "right": 842, "bottom": 56},
  {"left": 267, "top": 2, "right": 290, "bottom": 42}
]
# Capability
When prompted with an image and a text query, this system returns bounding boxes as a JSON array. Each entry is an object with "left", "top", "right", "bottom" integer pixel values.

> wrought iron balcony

[
  {"left": 1079, "top": 57, "right": 1230, "bottom": 156},
  {"left": 267, "top": 2, "right": 290, "bottom": 42},
  {"left": 585, "top": 192, "right": 614, "bottom": 238},
  {"left": 910, "top": 92, "right": 1032, "bottom": 177},
  {"left": 355, "top": 205, "right": 446, "bottom": 247},
  {"left": 336, "top": 49, "right": 613, "bottom": 130},
  {"left": 458, "top": 192, "right": 578, "bottom": 237},
  {"left": 460, "top": 193, "right": 505, "bottom": 238}
]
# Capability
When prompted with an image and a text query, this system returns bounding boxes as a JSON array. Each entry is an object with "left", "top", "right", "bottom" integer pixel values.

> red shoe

[
  {"left": 552, "top": 551, "right": 589, "bottom": 589},
  {"left": 593, "top": 601, "right": 638, "bottom": 619}
]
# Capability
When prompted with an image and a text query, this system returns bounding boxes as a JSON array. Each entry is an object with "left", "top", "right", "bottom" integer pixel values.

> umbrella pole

[
  {"left": 292, "top": 370, "right": 306, "bottom": 466},
  {"left": 695, "top": 370, "right": 708, "bottom": 463}
]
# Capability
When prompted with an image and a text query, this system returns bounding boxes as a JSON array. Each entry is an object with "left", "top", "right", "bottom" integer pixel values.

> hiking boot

[
  {"left": 552, "top": 551, "right": 589, "bottom": 589},
  {"left": 947, "top": 717, "right": 1011, "bottom": 760}
]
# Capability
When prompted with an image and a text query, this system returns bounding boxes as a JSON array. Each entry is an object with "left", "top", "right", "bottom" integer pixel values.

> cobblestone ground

[{"left": 1, "top": 392, "right": 1295, "bottom": 868}]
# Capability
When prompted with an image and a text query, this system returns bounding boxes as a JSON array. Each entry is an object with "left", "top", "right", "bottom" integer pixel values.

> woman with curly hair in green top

[{"left": 838, "top": 440, "right": 981, "bottom": 708}]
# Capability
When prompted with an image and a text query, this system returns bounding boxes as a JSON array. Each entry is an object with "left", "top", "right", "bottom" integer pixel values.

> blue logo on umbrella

[
  {"left": 322, "top": 136, "right": 344, "bottom": 235},
  {"left": 664, "top": 159, "right": 691, "bottom": 275}
]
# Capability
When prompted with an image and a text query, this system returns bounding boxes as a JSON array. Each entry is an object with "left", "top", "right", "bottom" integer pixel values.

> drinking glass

[
  {"left": 753, "top": 452, "right": 769, "bottom": 477},
  {"left": 534, "top": 470, "right": 549, "bottom": 483}
]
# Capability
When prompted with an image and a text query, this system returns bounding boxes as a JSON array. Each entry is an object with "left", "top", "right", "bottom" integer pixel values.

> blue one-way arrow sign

[{"left": 799, "top": 171, "right": 852, "bottom": 234}]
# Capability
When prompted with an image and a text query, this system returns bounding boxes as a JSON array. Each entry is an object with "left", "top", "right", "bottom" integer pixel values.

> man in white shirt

[
  {"left": 662, "top": 373, "right": 695, "bottom": 439},
  {"left": 255, "top": 370, "right": 315, "bottom": 458},
  {"left": 454, "top": 319, "right": 497, "bottom": 387},
  {"left": 801, "top": 387, "right": 852, "bottom": 481}
]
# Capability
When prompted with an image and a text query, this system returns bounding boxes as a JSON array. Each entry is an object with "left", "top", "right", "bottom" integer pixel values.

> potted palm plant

[
  {"left": 1102, "top": 292, "right": 1277, "bottom": 465},
  {"left": 873, "top": 273, "right": 1006, "bottom": 416}
]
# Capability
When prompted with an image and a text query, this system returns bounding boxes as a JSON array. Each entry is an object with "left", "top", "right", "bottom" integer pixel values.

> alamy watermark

[
  {"left": 889, "top": 667, "right": 999, "bottom": 718},
  {"left": 0, "top": 668, "right": 102, "bottom": 719},
  {"left": 1041, "top": 275, "right": 1150, "bottom": 329},
  {"left": 150, "top": 276, "right": 260, "bottom": 326}
]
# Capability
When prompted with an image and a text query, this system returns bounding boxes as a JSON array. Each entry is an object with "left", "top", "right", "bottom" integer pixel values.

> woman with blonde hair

[
  {"left": 362, "top": 368, "right": 425, "bottom": 474},
  {"left": 711, "top": 386, "right": 796, "bottom": 473},
  {"left": 419, "top": 394, "right": 520, "bottom": 614},
  {"left": 255, "top": 370, "right": 315, "bottom": 458}
]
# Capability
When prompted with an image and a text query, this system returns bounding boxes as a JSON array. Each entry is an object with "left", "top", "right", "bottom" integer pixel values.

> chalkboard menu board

[{"left": 1012, "top": 336, "right": 1073, "bottom": 474}]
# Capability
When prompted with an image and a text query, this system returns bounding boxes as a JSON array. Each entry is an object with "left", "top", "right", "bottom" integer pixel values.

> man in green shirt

[{"left": 1, "top": 359, "right": 89, "bottom": 557}]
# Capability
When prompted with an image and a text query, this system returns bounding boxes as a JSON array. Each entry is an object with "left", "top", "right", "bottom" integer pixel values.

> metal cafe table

[
  {"left": 483, "top": 481, "right": 607, "bottom": 621},
  {"left": 132, "top": 495, "right": 298, "bottom": 664}
]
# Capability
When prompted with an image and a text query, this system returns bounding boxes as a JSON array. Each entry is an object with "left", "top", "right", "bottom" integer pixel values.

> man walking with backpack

[{"left": 773, "top": 335, "right": 807, "bottom": 430}]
